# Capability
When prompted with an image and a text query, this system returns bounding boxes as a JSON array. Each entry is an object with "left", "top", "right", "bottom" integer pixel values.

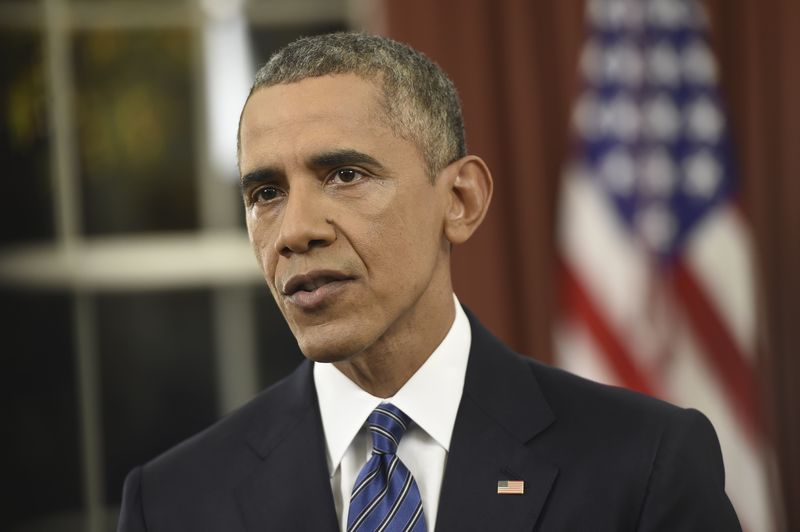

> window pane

[
  {"left": 97, "top": 290, "right": 217, "bottom": 503},
  {"left": 73, "top": 29, "right": 198, "bottom": 235},
  {"left": 2, "top": 289, "right": 81, "bottom": 528},
  {"left": 0, "top": 30, "right": 53, "bottom": 245}
]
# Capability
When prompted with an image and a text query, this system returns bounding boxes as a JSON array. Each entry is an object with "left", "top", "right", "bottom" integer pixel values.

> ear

[{"left": 439, "top": 155, "right": 493, "bottom": 245}]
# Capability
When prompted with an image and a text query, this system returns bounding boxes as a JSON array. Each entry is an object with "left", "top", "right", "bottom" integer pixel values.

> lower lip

[{"left": 285, "top": 280, "right": 351, "bottom": 310}]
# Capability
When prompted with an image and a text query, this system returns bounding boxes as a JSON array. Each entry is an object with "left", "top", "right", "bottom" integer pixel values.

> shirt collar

[{"left": 313, "top": 295, "right": 472, "bottom": 475}]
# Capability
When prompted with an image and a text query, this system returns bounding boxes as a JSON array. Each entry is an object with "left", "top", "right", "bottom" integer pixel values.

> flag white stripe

[
  {"left": 554, "top": 319, "right": 619, "bottom": 387},
  {"left": 665, "top": 319, "right": 772, "bottom": 532},
  {"left": 684, "top": 206, "right": 757, "bottom": 358},
  {"left": 560, "top": 171, "right": 654, "bottom": 339}
]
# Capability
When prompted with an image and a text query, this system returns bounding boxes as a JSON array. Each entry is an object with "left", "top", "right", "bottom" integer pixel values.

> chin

[{"left": 294, "top": 331, "right": 367, "bottom": 364}]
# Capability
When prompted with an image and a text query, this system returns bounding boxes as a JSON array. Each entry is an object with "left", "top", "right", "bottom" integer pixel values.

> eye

[
  {"left": 251, "top": 185, "right": 282, "bottom": 204},
  {"left": 329, "top": 168, "right": 365, "bottom": 184}
]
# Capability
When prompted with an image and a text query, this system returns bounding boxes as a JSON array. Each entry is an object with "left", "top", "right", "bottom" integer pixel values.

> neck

[{"left": 333, "top": 287, "right": 456, "bottom": 398}]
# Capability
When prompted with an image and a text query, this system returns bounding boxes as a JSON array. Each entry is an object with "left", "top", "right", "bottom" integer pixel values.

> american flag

[
  {"left": 497, "top": 480, "right": 525, "bottom": 495},
  {"left": 556, "top": 1, "right": 774, "bottom": 530}
]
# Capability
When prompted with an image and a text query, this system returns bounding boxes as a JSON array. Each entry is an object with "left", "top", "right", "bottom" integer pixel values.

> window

[{"left": 0, "top": 1, "right": 352, "bottom": 529}]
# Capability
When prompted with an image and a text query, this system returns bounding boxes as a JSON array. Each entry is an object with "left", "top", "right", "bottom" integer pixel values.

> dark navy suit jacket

[{"left": 118, "top": 313, "right": 741, "bottom": 531}]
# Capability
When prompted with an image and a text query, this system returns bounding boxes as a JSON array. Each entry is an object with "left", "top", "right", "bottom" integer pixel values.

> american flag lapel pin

[{"left": 497, "top": 480, "right": 525, "bottom": 495}]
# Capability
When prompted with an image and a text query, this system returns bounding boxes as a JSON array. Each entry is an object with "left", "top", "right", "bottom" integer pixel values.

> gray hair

[{"left": 242, "top": 32, "right": 466, "bottom": 179}]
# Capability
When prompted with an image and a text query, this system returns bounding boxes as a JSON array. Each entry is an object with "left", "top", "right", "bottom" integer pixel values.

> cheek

[
  {"left": 358, "top": 197, "right": 442, "bottom": 275},
  {"left": 247, "top": 215, "right": 279, "bottom": 280}
]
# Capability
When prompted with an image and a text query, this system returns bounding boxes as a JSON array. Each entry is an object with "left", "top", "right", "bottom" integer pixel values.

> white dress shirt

[{"left": 313, "top": 296, "right": 471, "bottom": 532}]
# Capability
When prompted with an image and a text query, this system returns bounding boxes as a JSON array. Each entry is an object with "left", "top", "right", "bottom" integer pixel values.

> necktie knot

[{"left": 367, "top": 403, "right": 410, "bottom": 455}]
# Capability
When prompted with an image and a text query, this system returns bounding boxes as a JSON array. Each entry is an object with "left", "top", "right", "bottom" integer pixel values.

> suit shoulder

[
  {"left": 141, "top": 360, "right": 312, "bottom": 485},
  {"left": 516, "top": 356, "right": 738, "bottom": 528},
  {"left": 466, "top": 310, "right": 695, "bottom": 441},
  {"left": 523, "top": 355, "right": 685, "bottom": 421},
  {"left": 515, "top": 354, "right": 723, "bottom": 462},
  {"left": 119, "top": 360, "right": 319, "bottom": 530}
]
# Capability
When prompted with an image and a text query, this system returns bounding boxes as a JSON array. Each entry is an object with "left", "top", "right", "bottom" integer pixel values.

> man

[{"left": 118, "top": 32, "right": 741, "bottom": 531}]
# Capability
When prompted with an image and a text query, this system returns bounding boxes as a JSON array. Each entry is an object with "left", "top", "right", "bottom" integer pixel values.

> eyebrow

[
  {"left": 240, "top": 167, "right": 282, "bottom": 193},
  {"left": 308, "top": 149, "right": 386, "bottom": 172}
]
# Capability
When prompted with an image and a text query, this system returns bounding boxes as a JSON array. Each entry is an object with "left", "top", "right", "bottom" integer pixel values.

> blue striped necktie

[{"left": 346, "top": 403, "right": 427, "bottom": 532}]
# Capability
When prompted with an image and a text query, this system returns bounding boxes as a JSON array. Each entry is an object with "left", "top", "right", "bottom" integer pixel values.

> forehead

[
  {"left": 249, "top": 73, "right": 383, "bottom": 118},
  {"left": 239, "top": 75, "right": 393, "bottom": 163}
]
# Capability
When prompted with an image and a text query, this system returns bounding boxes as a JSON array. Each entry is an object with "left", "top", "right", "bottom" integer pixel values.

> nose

[{"left": 274, "top": 183, "right": 336, "bottom": 256}]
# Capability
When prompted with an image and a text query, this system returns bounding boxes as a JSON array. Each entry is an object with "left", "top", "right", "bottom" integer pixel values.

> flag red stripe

[
  {"left": 559, "top": 260, "right": 656, "bottom": 396},
  {"left": 671, "top": 258, "right": 762, "bottom": 440}
]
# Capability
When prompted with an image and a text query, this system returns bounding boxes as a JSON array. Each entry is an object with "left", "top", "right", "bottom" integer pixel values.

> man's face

[{"left": 239, "top": 74, "right": 454, "bottom": 363}]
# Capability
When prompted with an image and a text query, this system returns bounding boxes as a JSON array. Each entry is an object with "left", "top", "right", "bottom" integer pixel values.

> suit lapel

[
  {"left": 235, "top": 361, "right": 339, "bottom": 532},
  {"left": 231, "top": 312, "right": 557, "bottom": 531},
  {"left": 436, "top": 314, "right": 559, "bottom": 531}
]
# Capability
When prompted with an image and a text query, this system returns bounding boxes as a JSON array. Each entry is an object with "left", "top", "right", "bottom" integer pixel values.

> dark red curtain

[
  {"left": 384, "top": 0, "right": 584, "bottom": 363},
  {"left": 383, "top": 0, "right": 799, "bottom": 529}
]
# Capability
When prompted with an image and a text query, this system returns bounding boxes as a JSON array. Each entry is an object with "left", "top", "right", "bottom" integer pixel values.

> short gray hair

[{"left": 242, "top": 32, "right": 466, "bottom": 179}]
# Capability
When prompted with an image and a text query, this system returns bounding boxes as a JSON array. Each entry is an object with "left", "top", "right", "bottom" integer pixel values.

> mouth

[{"left": 280, "top": 270, "right": 354, "bottom": 310}]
